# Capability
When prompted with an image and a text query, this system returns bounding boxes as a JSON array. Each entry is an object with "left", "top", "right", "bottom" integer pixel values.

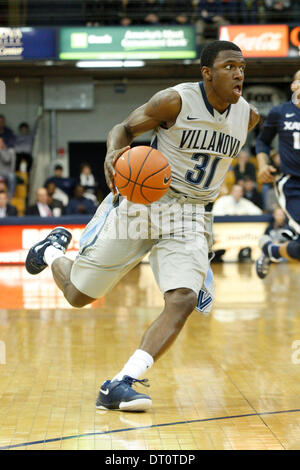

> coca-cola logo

[
  {"left": 219, "top": 25, "right": 289, "bottom": 57},
  {"left": 232, "top": 32, "right": 283, "bottom": 51}
]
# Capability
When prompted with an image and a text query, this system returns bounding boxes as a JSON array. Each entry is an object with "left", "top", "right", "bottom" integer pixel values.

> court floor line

[
  {"left": 0, "top": 408, "right": 300, "bottom": 450},
  {"left": 204, "top": 348, "right": 286, "bottom": 449},
  {"left": 188, "top": 318, "right": 287, "bottom": 450}
]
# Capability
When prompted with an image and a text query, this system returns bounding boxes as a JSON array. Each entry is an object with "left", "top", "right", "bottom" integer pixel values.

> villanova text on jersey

[
  {"left": 179, "top": 129, "right": 241, "bottom": 158},
  {"left": 152, "top": 81, "right": 250, "bottom": 203}
]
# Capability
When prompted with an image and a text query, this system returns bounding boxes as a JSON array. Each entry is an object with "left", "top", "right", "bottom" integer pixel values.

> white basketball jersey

[{"left": 152, "top": 82, "right": 250, "bottom": 203}]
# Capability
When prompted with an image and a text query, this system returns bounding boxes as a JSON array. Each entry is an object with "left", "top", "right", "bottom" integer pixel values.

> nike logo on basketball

[
  {"left": 187, "top": 116, "right": 199, "bottom": 120},
  {"left": 163, "top": 175, "right": 171, "bottom": 184},
  {"left": 101, "top": 388, "right": 109, "bottom": 395}
]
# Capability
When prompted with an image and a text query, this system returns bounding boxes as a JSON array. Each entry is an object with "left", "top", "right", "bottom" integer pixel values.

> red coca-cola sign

[{"left": 219, "top": 24, "right": 299, "bottom": 58}]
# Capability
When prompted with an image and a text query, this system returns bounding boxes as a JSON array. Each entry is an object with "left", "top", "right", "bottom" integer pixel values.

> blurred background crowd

[
  {"left": 0, "top": 1, "right": 299, "bottom": 39},
  {"left": 0, "top": 0, "right": 296, "bottom": 239},
  {"left": 0, "top": 105, "right": 285, "bottom": 226}
]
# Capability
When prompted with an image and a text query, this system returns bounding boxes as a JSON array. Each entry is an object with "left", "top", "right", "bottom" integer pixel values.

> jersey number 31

[{"left": 185, "top": 153, "right": 221, "bottom": 189}]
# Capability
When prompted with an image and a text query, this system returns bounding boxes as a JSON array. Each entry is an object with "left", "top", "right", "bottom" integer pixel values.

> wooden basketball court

[{"left": 1, "top": 260, "right": 300, "bottom": 450}]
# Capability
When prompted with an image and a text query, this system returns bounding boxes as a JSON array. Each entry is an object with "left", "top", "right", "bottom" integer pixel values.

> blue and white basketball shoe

[
  {"left": 256, "top": 234, "right": 281, "bottom": 279},
  {"left": 96, "top": 376, "right": 152, "bottom": 411},
  {"left": 25, "top": 227, "right": 72, "bottom": 275},
  {"left": 256, "top": 235, "right": 271, "bottom": 279}
]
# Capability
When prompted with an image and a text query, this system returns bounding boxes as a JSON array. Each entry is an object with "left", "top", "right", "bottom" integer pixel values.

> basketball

[{"left": 114, "top": 146, "right": 172, "bottom": 204}]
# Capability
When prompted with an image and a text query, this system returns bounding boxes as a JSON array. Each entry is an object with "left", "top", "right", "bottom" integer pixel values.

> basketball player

[
  {"left": 25, "top": 41, "right": 259, "bottom": 411},
  {"left": 256, "top": 71, "right": 300, "bottom": 278}
]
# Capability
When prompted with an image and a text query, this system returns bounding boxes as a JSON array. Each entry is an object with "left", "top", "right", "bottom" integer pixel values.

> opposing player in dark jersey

[{"left": 256, "top": 70, "right": 300, "bottom": 278}]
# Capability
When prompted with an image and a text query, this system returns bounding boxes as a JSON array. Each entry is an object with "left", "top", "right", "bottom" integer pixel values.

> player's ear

[{"left": 201, "top": 66, "right": 212, "bottom": 82}]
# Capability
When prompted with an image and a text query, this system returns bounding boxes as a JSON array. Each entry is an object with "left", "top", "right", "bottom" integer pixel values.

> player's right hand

[
  {"left": 257, "top": 164, "right": 277, "bottom": 184},
  {"left": 104, "top": 146, "right": 130, "bottom": 194}
]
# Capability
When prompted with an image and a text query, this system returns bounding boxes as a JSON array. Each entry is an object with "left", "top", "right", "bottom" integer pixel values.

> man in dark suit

[
  {"left": 25, "top": 187, "right": 53, "bottom": 217},
  {"left": 0, "top": 191, "right": 18, "bottom": 217},
  {"left": 66, "top": 184, "right": 96, "bottom": 215},
  {"left": 46, "top": 182, "right": 65, "bottom": 216}
]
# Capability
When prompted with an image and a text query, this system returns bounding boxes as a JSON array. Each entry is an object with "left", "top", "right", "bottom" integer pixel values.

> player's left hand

[
  {"left": 104, "top": 146, "right": 131, "bottom": 194},
  {"left": 257, "top": 164, "right": 277, "bottom": 184}
]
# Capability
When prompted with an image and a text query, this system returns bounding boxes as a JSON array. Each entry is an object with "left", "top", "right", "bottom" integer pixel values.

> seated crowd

[
  {"left": 2, "top": 2, "right": 299, "bottom": 40},
  {"left": 0, "top": 112, "right": 99, "bottom": 217},
  {"left": 0, "top": 108, "right": 285, "bottom": 225},
  {"left": 2, "top": 161, "right": 99, "bottom": 217}
]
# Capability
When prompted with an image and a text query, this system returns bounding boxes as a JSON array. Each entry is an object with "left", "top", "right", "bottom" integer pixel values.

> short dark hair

[
  {"left": 243, "top": 175, "right": 255, "bottom": 182},
  {"left": 54, "top": 164, "right": 63, "bottom": 171},
  {"left": 80, "top": 162, "right": 91, "bottom": 170},
  {"left": 201, "top": 40, "right": 242, "bottom": 68},
  {"left": 19, "top": 122, "right": 29, "bottom": 129}
]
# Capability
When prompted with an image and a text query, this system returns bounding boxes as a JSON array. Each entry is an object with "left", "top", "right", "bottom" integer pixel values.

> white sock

[
  {"left": 43, "top": 245, "right": 65, "bottom": 267},
  {"left": 112, "top": 349, "right": 154, "bottom": 382}
]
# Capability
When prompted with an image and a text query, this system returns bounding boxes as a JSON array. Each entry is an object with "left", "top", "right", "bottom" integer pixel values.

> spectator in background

[
  {"left": 141, "top": 0, "right": 164, "bottom": 25},
  {"left": 234, "top": 149, "right": 257, "bottom": 183},
  {"left": 264, "top": 0, "right": 292, "bottom": 23},
  {"left": 221, "top": 0, "right": 239, "bottom": 24},
  {"left": 25, "top": 187, "right": 53, "bottom": 217},
  {"left": 240, "top": 0, "right": 259, "bottom": 24},
  {"left": 14, "top": 122, "right": 35, "bottom": 173},
  {"left": 44, "top": 164, "right": 74, "bottom": 201},
  {"left": 163, "top": 0, "right": 193, "bottom": 24},
  {"left": 196, "top": 0, "right": 229, "bottom": 41},
  {"left": 0, "top": 115, "right": 15, "bottom": 148},
  {"left": 0, "top": 137, "right": 16, "bottom": 198},
  {"left": 121, "top": 0, "right": 136, "bottom": 26},
  {"left": 79, "top": 162, "right": 98, "bottom": 203},
  {"left": 0, "top": 179, "right": 8, "bottom": 193},
  {"left": 0, "top": 191, "right": 18, "bottom": 217},
  {"left": 102, "top": 0, "right": 124, "bottom": 24},
  {"left": 212, "top": 184, "right": 263, "bottom": 215},
  {"left": 66, "top": 184, "right": 96, "bottom": 215},
  {"left": 44, "top": 178, "right": 69, "bottom": 207},
  {"left": 46, "top": 182, "right": 65, "bottom": 216},
  {"left": 84, "top": 0, "right": 123, "bottom": 26},
  {"left": 122, "top": 0, "right": 163, "bottom": 25},
  {"left": 240, "top": 175, "right": 263, "bottom": 209}
]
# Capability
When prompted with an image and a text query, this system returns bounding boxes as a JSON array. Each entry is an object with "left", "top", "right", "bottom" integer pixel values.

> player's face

[{"left": 210, "top": 50, "right": 246, "bottom": 104}]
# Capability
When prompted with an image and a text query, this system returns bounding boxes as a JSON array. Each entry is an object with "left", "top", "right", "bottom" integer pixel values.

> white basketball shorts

[{"left": 70, "top": 189, "right": 214, "bottom": 301}]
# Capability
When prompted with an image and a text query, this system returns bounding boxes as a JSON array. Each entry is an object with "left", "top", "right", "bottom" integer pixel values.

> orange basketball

[{"left": 114, "top": 146, "right": 172, "bottom": 204}]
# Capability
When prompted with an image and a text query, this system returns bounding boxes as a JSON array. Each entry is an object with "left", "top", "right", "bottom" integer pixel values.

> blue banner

[{"left": 0, "top": 27, "right": 56, "bottom": 60}]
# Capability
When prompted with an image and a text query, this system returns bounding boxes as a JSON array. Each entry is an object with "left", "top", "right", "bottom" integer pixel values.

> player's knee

[
  {"left": 68, "top": 295, "right": 89, "bottom": 309},
  {"left": 287, "top": 240, "right": 300, "bottom": 261},
  {"left": 165, "top": 288, "right": 198, "bottom": 318},
  {"left": 66, "top": 286, "right": 93, "bottom": 308}
]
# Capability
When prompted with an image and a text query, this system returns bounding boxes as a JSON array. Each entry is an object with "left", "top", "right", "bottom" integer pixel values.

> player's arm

[
  {"left": 248, "top": 104, "right": 260, "bottom": 133},
  {"left": 255, "top": 107, "right": 280, "bottom": 184},
  {"left": 104, "top": 88, "right": 181, "bottom": 193},
  {"left": 247, "top": 104, "right": 277, "bottom": 183}
]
